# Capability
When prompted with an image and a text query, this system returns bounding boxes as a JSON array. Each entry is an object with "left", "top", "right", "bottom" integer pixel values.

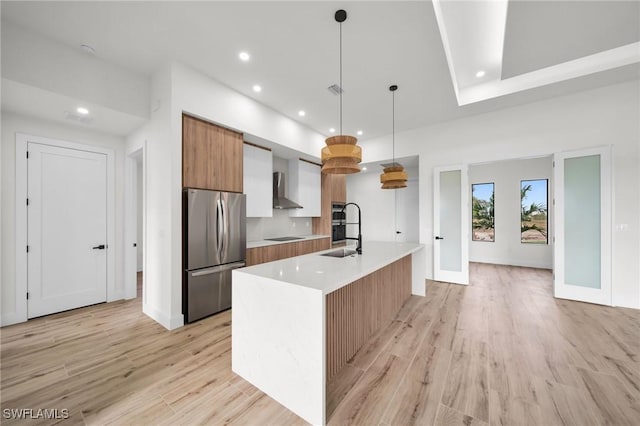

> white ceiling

[
  {"left": 1, "top": 1, "right": 638, "bottom": 141},
  {"left": 502, "top": 1, "right": 640, "bottom": 79}
]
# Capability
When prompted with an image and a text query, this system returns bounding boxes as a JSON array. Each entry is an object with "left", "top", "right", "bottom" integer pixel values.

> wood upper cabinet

[
  {"left": 312, "top": 173, "right": 347, "bottom": 238},
  {"left": 330, "top": 174, "right": 346, "bottom": 203},
  {"left": 182, "top": 114, "right": 243, "bottom": 192}
]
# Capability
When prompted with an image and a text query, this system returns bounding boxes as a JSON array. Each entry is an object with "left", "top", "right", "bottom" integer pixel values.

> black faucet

[{"left": 340, "top": 202, "right": 362, "bottom": 255}]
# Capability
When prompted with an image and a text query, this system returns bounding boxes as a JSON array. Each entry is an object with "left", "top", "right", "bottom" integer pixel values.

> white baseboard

[
  {"left": 143, "top": 303, "right": 184, "bottom": 330},
  {"left": 612, "top": 299, "right": 640, "bottom": 310},
  {"left": 1, "top": 312, "right": 27, "bottom": 327},
  {"left": 107, "top": 291, "right": 124, "bottom": 303},
  {"left": 469, "top": 258, "right": 552, "bottom": 270}
]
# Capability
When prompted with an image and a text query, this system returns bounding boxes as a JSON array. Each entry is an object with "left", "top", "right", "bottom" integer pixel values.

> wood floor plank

[
  {"left": 382, "top": 341, "right": 452, "bottom": 426},
  {"left": 230, "top": 373, "right": 261, "bottom": 398},
  {"left": 328, "top": 353, "right": 409, "bottom": 425},
  {"left": 346, "top": 320, "right": 402, "bottom": 371},
  {"left": 441, "top": 337, "right": 490, "bottom": 423},
  {"left": 326, "top": 363, "right": 365, "bottom": 419},
  {"left": 489, "top": 388, "right": 542, "bottom": 426},
  {"left": 529, "top": 375, "right": 600, "bottom": 426},
  {"left": 273, "top": 406, "right": 311, "bottom": 426},
  {"left": 575, "top": 366, "right": 640, "bottom": 425},
  {"left": 227, "top": 393, "right": 292, "bottom": 425},
  {"left": 83, "top": 389, "right": 173, "bottom": 425},
  {"left": 386, "top": 320, "right": 425, "bottom": 360},
  {"left": 3, "top": 264, "right": 638, "bottom": 426},
  {"left": 435, "top": 403, "right": 489, "bottom": 426},
  {"left": 393, "top": 295, "right": 423, "bottom": 322},
  {"left": 157, "top": 381, "right": 248, "bottom": 425}
]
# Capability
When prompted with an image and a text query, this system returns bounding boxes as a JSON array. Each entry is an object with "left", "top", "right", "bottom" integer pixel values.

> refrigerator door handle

[
  {"left": 222, "top": 197, "right": 228, "bottom": 261},
  {"left": 190, "top": 261, "right": 246, "bottom": 277},
  {"left": 216, "top": 197, "right": 224, "bottom": 259}
]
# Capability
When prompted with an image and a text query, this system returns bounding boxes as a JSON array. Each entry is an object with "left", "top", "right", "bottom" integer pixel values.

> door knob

[
  {"left": 435, "top": 236, "right": 444, "bottom": 240},
  {"left": 396, "top": 231, "right": 402, "bottom": 234},
  {"left": 92, "top": 244, "right": 106, "bottom": 250}
]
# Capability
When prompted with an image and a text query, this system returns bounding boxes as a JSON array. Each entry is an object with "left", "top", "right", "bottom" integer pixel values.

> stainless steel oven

[{"left": 331, "top": 202, "right": 346, "bottom": 244}]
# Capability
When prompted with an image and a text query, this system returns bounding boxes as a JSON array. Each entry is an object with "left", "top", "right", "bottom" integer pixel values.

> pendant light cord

[
  {"left": 339, "top": 21, "right": 343, "bottom": 136},
  {"left": 392, "top": 90, "right": 395, "bottom": 164}
]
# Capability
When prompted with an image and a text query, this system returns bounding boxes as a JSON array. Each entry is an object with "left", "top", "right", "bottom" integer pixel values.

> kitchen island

[{"left": 232, "top": 241, "right": 425, "bottom": 425}]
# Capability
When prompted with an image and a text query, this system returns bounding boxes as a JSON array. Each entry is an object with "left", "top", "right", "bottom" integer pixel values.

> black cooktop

[{"left": 264, "top": 236, "right": 305, "bottom": 242}]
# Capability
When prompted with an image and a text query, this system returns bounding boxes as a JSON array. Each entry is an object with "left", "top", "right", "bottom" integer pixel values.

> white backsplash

[{"left": 246, "top": 210, "right": 312, "bottom": 241}]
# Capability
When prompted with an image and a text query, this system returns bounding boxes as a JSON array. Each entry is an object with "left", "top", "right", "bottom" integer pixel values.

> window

[
  {"left": 472, "top": 183, "right": 495, "bottom": 242},
  {"left": 521, "top": 179, "right": 548, "bottom": 244}
]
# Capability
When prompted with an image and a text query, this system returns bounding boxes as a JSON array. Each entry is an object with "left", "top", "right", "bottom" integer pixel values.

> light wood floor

[{"left": 2, "top": 265, "right": 639, "bottom": 425}]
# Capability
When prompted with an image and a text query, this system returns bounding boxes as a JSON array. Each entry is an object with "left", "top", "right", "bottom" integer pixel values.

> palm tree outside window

[{"left": 521, "top": 179, "right": 548, "bottom": 244}]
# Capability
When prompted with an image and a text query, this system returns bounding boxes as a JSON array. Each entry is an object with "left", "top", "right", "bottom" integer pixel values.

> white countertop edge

[
  {"left": 246, "top": 234, "right": 330, "bottom": 249},
  {"left": 236, "top": 242, "right": 425, "bottom": 295}
]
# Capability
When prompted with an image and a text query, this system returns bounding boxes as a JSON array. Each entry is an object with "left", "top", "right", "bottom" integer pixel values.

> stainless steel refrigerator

[{"left": 183, "top": 188, "right": 246, "bottom": 323}]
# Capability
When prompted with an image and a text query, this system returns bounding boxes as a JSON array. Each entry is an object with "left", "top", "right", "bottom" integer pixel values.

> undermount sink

[{"left": 320, "top": 248, "right": 358, "bottom": 258}]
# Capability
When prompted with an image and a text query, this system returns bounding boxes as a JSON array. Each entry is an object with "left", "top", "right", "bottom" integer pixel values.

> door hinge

[
  {"left": 26, "top": 198, "right": 29, "bottom": 206},
  {"left": 553, "top": 236, "right": 556, "bottom": 243},
  {"left": 552, "top": 161, "right": 555, "bottom": 167},
  {"left": 26, "top": 245, "right": 30, "bottom": 253},
  {"left": 26, "top": 292, "right": 29, "bottom": 300},
  {"left": 26, "top": 151, "right": 29, "bottom": 159}
]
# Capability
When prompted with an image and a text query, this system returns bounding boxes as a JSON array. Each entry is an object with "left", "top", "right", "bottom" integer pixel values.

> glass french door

[
  {"left": 554, "top": 147, "right": 611, "bottom": 305},
  {"left": 433, "top": 165, "right": 469, "bottom": 285}
]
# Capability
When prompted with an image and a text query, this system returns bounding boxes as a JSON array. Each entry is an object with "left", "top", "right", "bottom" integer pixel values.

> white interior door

[
  {"left": 433, "top": 165, "right": 469, "bottom": 284},
  {"left": 554, "top": 147, "right": 611, "bottom": 305},
  {"left": 27, "top": 142, "right": 108, "bottom": 318},
  {"left": 395, "top": 178, "right": 419, "bottom": 242}
]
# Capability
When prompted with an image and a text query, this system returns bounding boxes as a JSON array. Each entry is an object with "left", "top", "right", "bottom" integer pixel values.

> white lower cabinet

[
  {"left": 243, "top": 143, "right": 272, "bottom": 217},
  {"left": 288, "top": 159, "right": 321, "bottom": 217}
]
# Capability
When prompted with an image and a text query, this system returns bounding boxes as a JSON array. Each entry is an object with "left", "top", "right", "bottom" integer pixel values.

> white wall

[
  {"left": 136, "top": 159, "right": 143, "bottom": 271},
  {"left": 1, "top": 111, "right": 127, "bottom": 325},
  {"left": 124, "top": 65, "right": 176, "bottom": 329},
  {"left": 360, "top": 80, "right": 639, "bottom": 309},
  {"left": 1, "top": 20, "right": 149, "bottom": 119},
  {"left": 126, "top": 62, "right": 327, "bottom": 329},
  {"left": 346, "top": 167, "right": 420, "bottom": 243},
  {"left": 469, "top": 157, "right": 553, "bottom": 268}
]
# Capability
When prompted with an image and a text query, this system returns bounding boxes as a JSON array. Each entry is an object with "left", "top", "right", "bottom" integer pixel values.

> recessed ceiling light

[
  {"left": 329, "top": 128, "right": 335, "bottom": 133},
  {"left": 298, "top": 110, "right": 306, "bottom": 117},
  {"left": 252, "top": 84, "right": 262, "bottom": 93},
  {"left": 239, "top": 51, "right": 250, "bottom": 61},
  {"left": 76, "top": 107, "right": 89, "bottom": 115},
  {"left": 475, "top": 70, "right": 486, "bottom": 78},
  {"left": 362, "top": 167, "right": 367, "bottom": 171},
  {"left": 357, "top": 130, "right": 363, "bottom": 136}
]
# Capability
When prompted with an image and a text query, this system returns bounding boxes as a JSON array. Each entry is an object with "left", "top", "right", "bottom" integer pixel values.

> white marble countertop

[
  {"left": 246, "top": 234, "right": 330, "bottom": 249},
  {"left": 237, "top": 241, "right": 424, "bottom": 294}
]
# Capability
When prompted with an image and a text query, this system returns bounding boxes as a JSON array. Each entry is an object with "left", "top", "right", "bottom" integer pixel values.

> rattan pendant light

[
  {"left": 321, "top": 9, "right": 362, "bottom": 175},
  {"left": 380, "top": 85, "right": 407, "bottom": 189}
]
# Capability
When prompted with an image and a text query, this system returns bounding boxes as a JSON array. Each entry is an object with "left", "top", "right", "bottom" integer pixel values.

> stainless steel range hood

[{"left": 273, "top": 172, "right": 302, "bottom": 209}]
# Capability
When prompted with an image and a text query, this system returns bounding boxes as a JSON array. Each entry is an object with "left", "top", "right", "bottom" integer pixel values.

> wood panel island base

[{"left": 232, "top": 242, "right": 425, "bottom": 425}]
